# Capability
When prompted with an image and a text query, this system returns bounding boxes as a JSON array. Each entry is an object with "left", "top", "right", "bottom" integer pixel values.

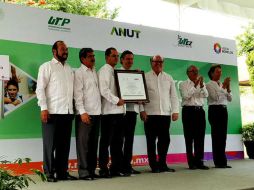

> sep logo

[{"left": 48, "top": 16, "right": 71, "bottom": 32}]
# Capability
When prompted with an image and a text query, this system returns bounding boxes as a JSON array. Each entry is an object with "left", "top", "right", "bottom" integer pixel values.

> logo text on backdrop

[
  {"left": 111, "top": 27, "right": 141, "bottom": 38},
  {"left": 48, "top": 16, "right": 71, "bottom": 32}
]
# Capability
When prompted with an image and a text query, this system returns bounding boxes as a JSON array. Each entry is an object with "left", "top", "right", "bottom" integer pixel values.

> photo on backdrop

[{"left": 3, "top": 64, "right": 37, "bottom": 115}]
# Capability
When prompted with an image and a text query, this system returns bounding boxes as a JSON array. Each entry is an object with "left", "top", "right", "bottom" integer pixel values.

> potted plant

[
  {"left": 242, "top": 123, "right": 254, "bottom": 159},
  {"left": 0, "top": 157, "right": 46, "bottom": 190}
]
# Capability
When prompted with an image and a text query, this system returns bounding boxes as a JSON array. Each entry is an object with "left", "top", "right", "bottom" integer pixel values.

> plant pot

[{"left": 244, "top": 141, "right": 254, "bottom": 159}]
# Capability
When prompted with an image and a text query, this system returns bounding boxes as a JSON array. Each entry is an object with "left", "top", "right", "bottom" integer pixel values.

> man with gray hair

[
  {"left": 140, "top": 55, "right": 179, "bottom": 173},
  {"left": 179, "top": 65, "right": 209, "bottom": 170}
]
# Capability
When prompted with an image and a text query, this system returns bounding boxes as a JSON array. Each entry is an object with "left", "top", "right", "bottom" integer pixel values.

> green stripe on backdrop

[{"left": 0, "top": 39, "right": 242, "bottom": 139}]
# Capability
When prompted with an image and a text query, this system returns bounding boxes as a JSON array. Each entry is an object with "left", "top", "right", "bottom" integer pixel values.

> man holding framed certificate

[
  {"left": 119, "top": 50, "right": 141, "bottom": 175},
  {"left": 140, "top": 55, "right": 179, "bottom": 173},
  {"left": 98, "top": 47, "right": 127, "bottom": 178}
]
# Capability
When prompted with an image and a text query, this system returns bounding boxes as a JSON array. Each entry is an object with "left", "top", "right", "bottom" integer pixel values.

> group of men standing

[{"left": 36, "top": 41, "right": 232, "bottom": 182}]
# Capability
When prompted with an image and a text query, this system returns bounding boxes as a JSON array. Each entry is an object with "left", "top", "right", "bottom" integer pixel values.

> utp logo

[
  {"left": 48, "top": 16, "right": 71, "bottom": 32},
  {"left": 48, "top": 16, "right": 70, "bottom": 26}
]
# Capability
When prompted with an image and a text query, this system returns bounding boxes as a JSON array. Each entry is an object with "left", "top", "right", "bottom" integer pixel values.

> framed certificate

[{"left": 114, "top": 70, "right": 149, "bottom": 103}]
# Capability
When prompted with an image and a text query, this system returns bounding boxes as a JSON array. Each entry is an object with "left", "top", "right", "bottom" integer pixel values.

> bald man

[{"left": 140, "top": 55, "right": 179, "bottom": 173}]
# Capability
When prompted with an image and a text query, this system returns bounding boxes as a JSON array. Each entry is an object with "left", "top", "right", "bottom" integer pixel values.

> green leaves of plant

[
  {"left": 0, "top": 157, "right": 45, "bottom": 190},
  {"left": 242, "top": 123, "right": 254, "bottom": 141}
]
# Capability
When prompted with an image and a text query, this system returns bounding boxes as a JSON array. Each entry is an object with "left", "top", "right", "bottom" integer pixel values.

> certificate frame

[{"left": 114, "top": 69, "right": 149, "bottom": 103}]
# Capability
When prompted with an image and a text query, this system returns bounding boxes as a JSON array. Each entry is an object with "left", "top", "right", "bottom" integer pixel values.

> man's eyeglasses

[
  {"left": 152, "top": 61, "right": 163, "bottom": 64},
  {"left": 110, "top": 55, "right": 119, "bottom": 58},
  {"left": 188, "top": 70, "right": 198, "bottom": 74}
]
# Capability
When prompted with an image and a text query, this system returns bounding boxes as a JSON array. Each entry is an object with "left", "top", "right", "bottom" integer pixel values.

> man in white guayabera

[
  {"left": 36, "top": 41, "right": 77, "bottom": 182},
  {"left": 74, "top": 48, "right": 101, "bottom": 180},
  {"left": 140, "top": 55, "right": 179, "bottom": 173}
]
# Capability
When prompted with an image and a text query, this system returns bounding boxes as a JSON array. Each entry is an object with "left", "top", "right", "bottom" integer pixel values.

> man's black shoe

[
  {"left": 160, "top": 167, "right": 175, "bottom": 172},
  {"left": 91, "top": 173, "right": 100, "bottom": 178},
  {"left": 131, "top": 168, "right": 141, "bottom": 174},
  {"left": 79, "top": 175, "right": 94, "bottom": 180},
  {"left": 197, "top": 165, "right": 209, "bottom": 170},
  {"left": 57, "top": 174, "right": 78, "bottom": 181},
  {"left": 99, "top": 170, "right": 112, "bottom": 178},
  {"left": 46, "top": 176, "right": 57, "bottom": 182},
  {"left": 151, "top": 168, "right": 160, "bottom": 173},
  {"left": 189, "top": 165, "right": 197, "bottom": 170},
  {"left": 111, "top": 171, "right": 131, "bottom": 177},
  {"left": 215, "top": 165, "right": 232, "bottom": 169}
]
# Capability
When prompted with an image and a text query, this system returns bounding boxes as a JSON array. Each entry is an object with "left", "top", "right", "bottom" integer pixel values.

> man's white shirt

[
  {"left": 143, "top": 70, "right": 179, "bottom": 115},
  {"left": 98, "top": 64, "right": 124, "bottom": 115},
  {"left": 179, "top": 79, "right": 208, "bottom": 106},
  {"left": 36, "top": 58, "right": 74, "bottom": 114},
  {"left": 74, "top": 64, "right": 101, "bottom": 115},
  {"left": 206, "top": 80, "right": 232, "bottom": 105}
]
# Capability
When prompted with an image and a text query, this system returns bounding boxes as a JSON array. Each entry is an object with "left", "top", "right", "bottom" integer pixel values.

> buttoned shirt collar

[
  {"left": 81, "top": 63, "right": 95, "bottom": 71},
  {"left": 106, "top": 63, "right": 115, "bottom": 70},
  {"left": 51, "top": 57, "right": 65, "bottom": 65},
  {"left": 151, "top": 70, "right": 162, "bottom": 76}
]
